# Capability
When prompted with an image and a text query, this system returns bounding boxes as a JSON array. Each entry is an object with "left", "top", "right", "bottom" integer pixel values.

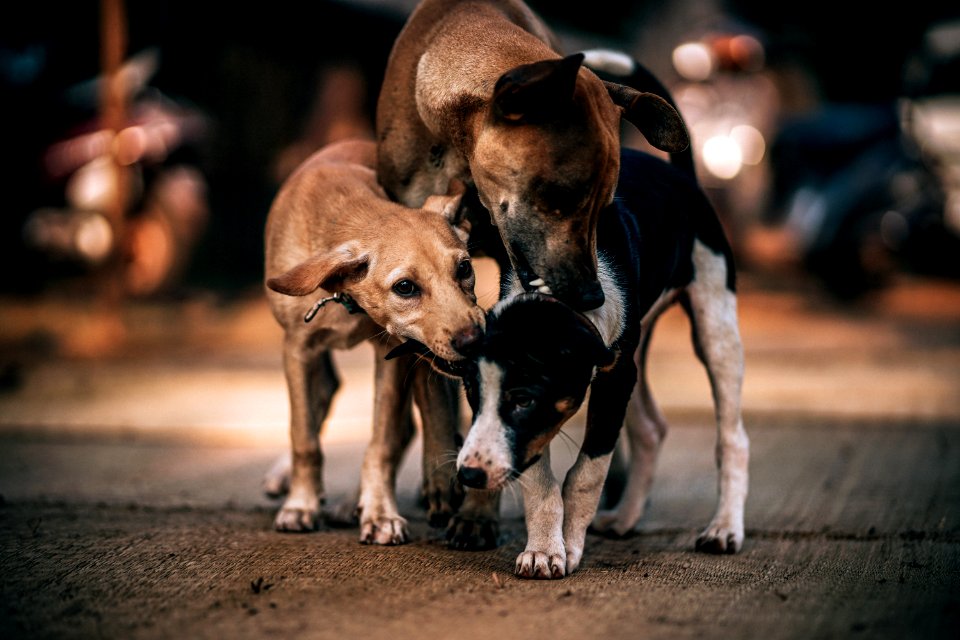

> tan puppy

[
  {"left": 376, "top": 0, "right": 689, "bottom": 311},
  {"left": 263, "top": 139, "right": 484, "bottom": 544}
]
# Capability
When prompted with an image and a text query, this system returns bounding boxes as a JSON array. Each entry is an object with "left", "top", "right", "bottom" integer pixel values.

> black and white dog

[
  {"left": 426, "top": 142, "right": 749, "bottom": 578},
  {"left": 387, "top": 51, "right": 749, "bottom": 577}
]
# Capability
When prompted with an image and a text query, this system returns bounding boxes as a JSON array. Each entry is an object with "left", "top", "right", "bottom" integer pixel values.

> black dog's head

[{"left": 426, "top": 293, "right": 616, "bottom": 490}]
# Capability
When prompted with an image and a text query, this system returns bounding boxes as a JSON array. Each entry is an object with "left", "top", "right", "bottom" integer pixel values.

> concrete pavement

[{"left": 1, "top": 268, "right": 958, "bottom": 638}]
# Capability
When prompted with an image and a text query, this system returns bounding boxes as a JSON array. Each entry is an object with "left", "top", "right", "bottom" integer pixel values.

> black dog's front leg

[{"left": 562, "top": 354, "right": 637, "bottom": 573}]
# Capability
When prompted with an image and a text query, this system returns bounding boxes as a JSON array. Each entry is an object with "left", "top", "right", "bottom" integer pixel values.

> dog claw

[
  {"left": 515, "top": 550, "right": 565, "bottom": 579},
  {"left": 360, "top": 516, "right": 409, "bottom": 546},
  {"left": 695, "top": 524, "right": 743, "bottom": 554},
  {"left": 446, "top": 514, "right": 500, "bottom": 550},
  {"left": 274, "top": 506, "right": 321, "bottom": 532}
]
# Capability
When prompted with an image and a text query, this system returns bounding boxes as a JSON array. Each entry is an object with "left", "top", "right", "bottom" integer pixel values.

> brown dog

[
  {"left": 376, "top": 0, "right": 689, "bottom": 312},
  {"left": 373, "top": 0, "right": 691, "bottom": 550},
  {"left": 263, "top": 139, "right": 485, "bottom": 544}
]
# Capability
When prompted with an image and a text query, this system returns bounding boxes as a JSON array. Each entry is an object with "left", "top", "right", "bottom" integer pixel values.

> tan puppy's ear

[
  {"left": 605, "top": 81, "right": 690, "bottom": 153},
  {"left": 267, "top": 243, "right": 368, "bottom": 296},
  {"left": 423, "top": 179, "right": 470, "bottom": 242}
]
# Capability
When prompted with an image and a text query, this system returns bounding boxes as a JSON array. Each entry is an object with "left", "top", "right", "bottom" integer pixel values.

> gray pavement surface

[{"left": 1, "top": 269, "right": 959, "bottom": 639}]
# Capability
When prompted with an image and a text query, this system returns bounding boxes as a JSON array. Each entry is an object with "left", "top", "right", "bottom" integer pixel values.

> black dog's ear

[
  {"left": 493, "top": 53, "right": 584, "bottom": 122},
  {"left": 604, "top": 81, "right": 690, "bottom": 153},
  {"left": 499, "top": 293, "right": 617, "bottom": 369},
  {"left": 563, "top": 311, "right": 618, "bottom": 370}
]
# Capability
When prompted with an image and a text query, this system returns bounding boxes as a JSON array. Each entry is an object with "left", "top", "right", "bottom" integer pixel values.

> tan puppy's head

[
  {"left": 267, "top": 188, "right": 485, "bottom": 361},
  {"left": 470, "top": 53, "right": 689, "bottom": 312}
]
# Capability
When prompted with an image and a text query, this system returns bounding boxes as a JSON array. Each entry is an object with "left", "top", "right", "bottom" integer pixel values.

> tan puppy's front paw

[
  {"left": 274, "top": 496, "right": 321, "bottom": 532},
  {"left": 360, "top": 516, "right": 409, "bottom": 545},
  {"left": 515, "top": 549, "right": 565, "bottom": 579}
]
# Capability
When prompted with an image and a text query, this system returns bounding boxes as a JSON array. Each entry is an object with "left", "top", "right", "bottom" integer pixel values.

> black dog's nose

[
  {"left": 457, "top": 465, "right": 488, "bottom": 489},
  {"left": 575, "top": 281, "right": 605, "bottom": 311},
  {"left": 451, "top": 324, "right": 483, "bottom": 356}
]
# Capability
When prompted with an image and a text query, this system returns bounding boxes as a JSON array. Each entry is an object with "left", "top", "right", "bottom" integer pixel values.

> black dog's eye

[
  {"left": 393, "top": 279, "right": 420, "bottom": 297},
  {"left": 508, "top": 391, "right": 535, "bottom": 410},
  {"left": 456, "top": 259, "right": 473, "bottom": 280}
]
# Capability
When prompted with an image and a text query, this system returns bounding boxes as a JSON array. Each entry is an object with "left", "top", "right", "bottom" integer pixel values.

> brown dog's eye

[
  {"left": 456, "top": 259, "right": 473, "bottom": 280},
  {"left": 393, "top": 279, "right": 420, "bottom": 297}
]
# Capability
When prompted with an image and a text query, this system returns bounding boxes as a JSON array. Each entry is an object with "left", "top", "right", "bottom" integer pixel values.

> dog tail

[{"left": 581, "top": 49, "right": 697, "bottom": 181}]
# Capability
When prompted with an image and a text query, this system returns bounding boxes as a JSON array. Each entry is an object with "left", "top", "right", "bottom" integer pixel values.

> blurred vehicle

[
  {"left": 665, "top": 29, "right": 780, "bottom": 251},
  {"left": 767, "top": 18, "right": 960, "bottom": 297},
  {"left": 21, "top": 48, "right": 210, "bottom": 298}
]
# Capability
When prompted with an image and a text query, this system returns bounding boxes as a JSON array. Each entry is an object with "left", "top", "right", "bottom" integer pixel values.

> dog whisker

[{"left": 556, "top": 429, "right": 580, "bottom": 457}]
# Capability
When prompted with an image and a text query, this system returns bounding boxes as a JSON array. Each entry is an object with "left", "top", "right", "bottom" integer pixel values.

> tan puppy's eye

[
  {"left": 392, "top": 279, "right": 420, "bottom": 297},
  {"left": 456, "top": 259, "right": 473, "bottom": 280}
]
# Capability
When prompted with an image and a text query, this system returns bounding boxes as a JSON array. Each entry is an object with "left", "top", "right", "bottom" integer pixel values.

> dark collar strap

[{"left": 304, "top": 292, "right": 366, "bottom": 323}]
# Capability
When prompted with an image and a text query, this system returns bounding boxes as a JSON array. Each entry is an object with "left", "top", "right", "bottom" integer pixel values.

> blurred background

[{"left": 1, "top": 0, "right": 959, "bottom": 442}]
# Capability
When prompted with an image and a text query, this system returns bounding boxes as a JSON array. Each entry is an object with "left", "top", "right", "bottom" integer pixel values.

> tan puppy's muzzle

[{"left": 450, "top": 322, "right": 483, "bottom": 357}]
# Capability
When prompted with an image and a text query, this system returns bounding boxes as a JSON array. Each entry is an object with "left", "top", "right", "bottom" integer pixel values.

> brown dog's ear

[
  {"left": 605, "top": 81, "right": 690, "bottom": 153},
  {"left": 492, "top": 53, "right": 584, "bottom": 122},
  {"left": 423, "top": 179, "right": 470, "bottom": 242},
  {"left": 266, "top": 243, "right": 368, "bottom": 296}
]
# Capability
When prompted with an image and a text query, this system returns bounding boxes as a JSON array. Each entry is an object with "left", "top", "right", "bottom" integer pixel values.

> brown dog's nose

[
  {"left": 575, "top": 281, "right": 605, "bottom": 311},
  {"left": 451, "top": 324, "right": 483, "bottom": 356}
]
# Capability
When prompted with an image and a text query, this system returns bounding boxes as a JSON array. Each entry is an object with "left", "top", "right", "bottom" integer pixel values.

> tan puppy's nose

[{"left": 451, "top": 324, "right": 483, "bottom": 356}]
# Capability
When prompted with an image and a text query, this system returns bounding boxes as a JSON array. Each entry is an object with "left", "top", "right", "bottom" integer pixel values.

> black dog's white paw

[{"left": 515, "top": 550, "right": 565, "bottom": 579}]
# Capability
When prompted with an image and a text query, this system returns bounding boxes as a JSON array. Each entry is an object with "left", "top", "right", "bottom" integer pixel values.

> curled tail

[{"left": 582, "top": 49, "right": 697, "bottom": 181}]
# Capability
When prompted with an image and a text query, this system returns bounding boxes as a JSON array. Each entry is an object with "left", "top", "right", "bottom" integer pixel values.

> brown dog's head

[
  {"left": 267, "top": 189, "right": 485, "bottom": 361},
  {"left": 470, "top": 53, "right": 688, "bottom": 311}
]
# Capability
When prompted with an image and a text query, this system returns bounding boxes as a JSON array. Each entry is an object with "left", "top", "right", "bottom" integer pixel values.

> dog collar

[{"left": 303, "top": 292, "right": 365, "bottom": 323}]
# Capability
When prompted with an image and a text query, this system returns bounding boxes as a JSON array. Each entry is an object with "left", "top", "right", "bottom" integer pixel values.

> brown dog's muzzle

[{"left": 508, "top": 238, "right": 603, "bottom": 312}]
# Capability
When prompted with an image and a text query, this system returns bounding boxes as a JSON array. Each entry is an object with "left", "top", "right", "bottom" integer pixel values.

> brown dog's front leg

[
  {"left": 275, "top": 346, "right": 338, "bottom": 532},
  {"left": 357, "top": 344, "right": 416, "bottom": 545},
  {"left": 412, "top": 366, "right": 465, "bottom": 528},
  {"left": 446, "top": 488, "right": 501, "bottom": 550}
]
